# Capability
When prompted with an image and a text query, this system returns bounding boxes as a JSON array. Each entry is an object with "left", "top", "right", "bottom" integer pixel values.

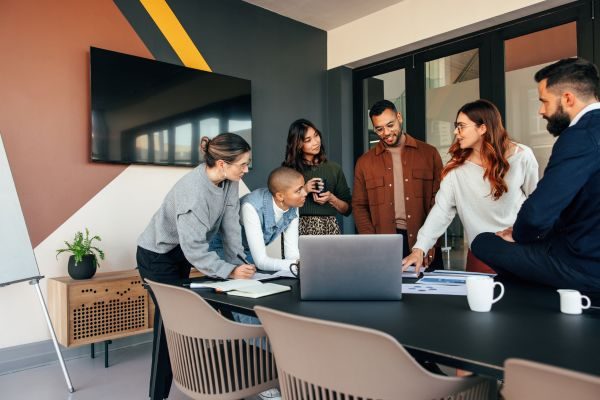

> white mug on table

[
  {"left": 557, "top": 289, "right": 591, "bottom": 315},
  {"left": 466, "top": 276, "right": 504, "bottom": 312}
]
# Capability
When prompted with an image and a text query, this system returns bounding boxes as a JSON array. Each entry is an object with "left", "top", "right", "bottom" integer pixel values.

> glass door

[
  {"left": 504, "top": 22, "right": 577, "bottom": 177},
  {"left": 425, "top": 48, "right": 481, "bottom": 269},
  {"left": 361, "top": 68, "right": 407, "bottom": 150}
]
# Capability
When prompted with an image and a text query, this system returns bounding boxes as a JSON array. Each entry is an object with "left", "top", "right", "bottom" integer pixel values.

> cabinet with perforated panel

[{"left": 47, "top": 270, "right": 153, "bottom": 366}]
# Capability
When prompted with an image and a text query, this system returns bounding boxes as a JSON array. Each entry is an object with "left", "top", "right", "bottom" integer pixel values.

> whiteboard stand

[
  {"left": 0, "top": 133, "right": 74, "bottom": 392},
  {"left": 30, "top": 277, "right": 75, "bottom": 393}
]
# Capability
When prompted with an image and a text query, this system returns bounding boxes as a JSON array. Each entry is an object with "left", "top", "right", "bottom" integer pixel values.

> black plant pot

[{"left": 68, "top": 255, "right": 97, "bottom": 280}]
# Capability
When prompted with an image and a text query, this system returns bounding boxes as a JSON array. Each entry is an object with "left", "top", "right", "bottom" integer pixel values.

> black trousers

[
  {"left": 137, "top": 245, "right": 192, "bottom": 399},
  {"left": 471, "top": 232, "right": 600, "bottom": 294}
]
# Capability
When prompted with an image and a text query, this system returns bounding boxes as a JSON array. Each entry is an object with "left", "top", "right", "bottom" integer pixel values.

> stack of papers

[
  {"left": 403, "top": 270, "right": 495, "bottom": 296},
  {"left": 190, "top": 279, "right": 290, "bottom": 298}
]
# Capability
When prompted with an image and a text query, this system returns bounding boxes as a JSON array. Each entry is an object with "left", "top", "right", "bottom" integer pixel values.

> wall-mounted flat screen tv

[{"left": 90, "top": 47, "right": 252, "bottom": 166}]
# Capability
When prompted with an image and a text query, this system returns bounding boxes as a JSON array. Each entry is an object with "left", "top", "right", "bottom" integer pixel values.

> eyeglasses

[
  {"left": 373, "top": 121, "right": 401, "bottom": 136},
  {"left": 225, "top": 160, "right": 251, "bottom": 169},
  {"left": 453, "top": 123, "right": 479, "bottom": 133}
]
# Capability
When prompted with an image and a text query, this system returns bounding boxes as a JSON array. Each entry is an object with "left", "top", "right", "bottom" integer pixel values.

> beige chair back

[
  {"left": 255, "top": 306, "right": 496, "bottom": 400},
  {"left": 502, "top": 358, "right": 600, "bottom": 400},
  {"left": 147, "top": 280, "right": 277, "bottom": 400}
]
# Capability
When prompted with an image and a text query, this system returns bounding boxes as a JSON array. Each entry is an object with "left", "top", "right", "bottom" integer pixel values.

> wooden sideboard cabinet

[
  {"left": 47, "top": 270, "right": 153, "bottom": 349},
  {"left": 47, "top": 268, "right": 203, "bottom": 366}
]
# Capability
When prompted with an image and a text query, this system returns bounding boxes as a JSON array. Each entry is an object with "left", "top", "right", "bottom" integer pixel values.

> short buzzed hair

[
  {"left": 267, "top": 166, "right": 303, "bottom": 195},
  {"left": 535, "top": 57, "right": 599, "bottom": 100}
]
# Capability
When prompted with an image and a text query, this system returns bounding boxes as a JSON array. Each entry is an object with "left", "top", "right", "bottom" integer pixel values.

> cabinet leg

[
  {"left": 90, "top": 343, "right": 95, "bottom": 359},
  {"left": 104, "top": 340, "right": 112, "bottom": 368}
]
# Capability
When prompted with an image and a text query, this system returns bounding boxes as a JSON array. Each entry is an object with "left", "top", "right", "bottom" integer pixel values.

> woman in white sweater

[{"left": 402, "top": 99, "right": 538, "bottom": 273}]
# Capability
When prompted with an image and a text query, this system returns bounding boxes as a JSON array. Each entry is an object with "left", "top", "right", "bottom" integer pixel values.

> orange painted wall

[{"left": 0, "top": 0, "right": 152, "bottom": 246}]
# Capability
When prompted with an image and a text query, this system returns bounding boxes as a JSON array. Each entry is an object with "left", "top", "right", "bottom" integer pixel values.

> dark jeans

[
  {"left": 471, "top": 232, "right": 600, "bottom": 294},
  {"left": 397, "top": 229, "right": 444, "bottom": 270},
  {"left": 137, "top": 245, "right": 192, "bottom": 399}
]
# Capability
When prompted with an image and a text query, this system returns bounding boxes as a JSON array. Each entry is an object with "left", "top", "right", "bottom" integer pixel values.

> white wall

[
  {"left": 327, "top": 0, "right": 574, "bottom": 69},
  {"left": 0, "top": 165, "right": 249, "bottom": 349}
]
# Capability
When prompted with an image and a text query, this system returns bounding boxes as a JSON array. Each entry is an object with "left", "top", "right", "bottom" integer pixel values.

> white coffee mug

[
  {"left": 466, "top": 276, "right": 505, "bottom": 312},
  {"left": 557, "top": 289, "right": 591, "bottom": 315}
]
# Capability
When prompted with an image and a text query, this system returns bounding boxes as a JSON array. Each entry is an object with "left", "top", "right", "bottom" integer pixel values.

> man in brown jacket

[{"left": 353, "top": 100, "right": 443, "bottom": 267}]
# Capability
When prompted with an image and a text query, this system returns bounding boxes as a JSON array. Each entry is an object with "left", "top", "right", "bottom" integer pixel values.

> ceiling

[{"left": 243, "top": 0, "right": 405, "bottom": 31}]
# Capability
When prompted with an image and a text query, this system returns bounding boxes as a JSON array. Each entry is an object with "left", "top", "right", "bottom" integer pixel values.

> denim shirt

[{"left": 241, "top": 188, "right": 298, "bottom": 247}]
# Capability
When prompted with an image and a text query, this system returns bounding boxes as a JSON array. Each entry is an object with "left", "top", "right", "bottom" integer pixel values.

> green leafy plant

[{"left": 56, "top": 228, "right": 105, "bottom": 266}]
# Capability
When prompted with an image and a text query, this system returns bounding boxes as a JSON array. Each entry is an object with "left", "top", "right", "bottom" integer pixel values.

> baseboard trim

[{"left": 0, "top": 333, "right": 153, "bottom": 375}]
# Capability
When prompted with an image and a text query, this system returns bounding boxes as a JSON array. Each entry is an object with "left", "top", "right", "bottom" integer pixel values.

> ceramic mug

[
  {"left": 557, "top": 289, "right": 591, "bottom": 315},
  {"left": 289, "top": 261, "right": 300, "bottom": 278},
  {"left": 466, "top": 276, "right": 504, "bottom": 312}
]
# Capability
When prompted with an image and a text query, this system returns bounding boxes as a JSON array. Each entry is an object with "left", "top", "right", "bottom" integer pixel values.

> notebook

[
  {"left": 298, "top": 234, "right": 404, "bottom": 300},
  {"left": 190, "top": 279, "right": 290, "bottom": 298}
]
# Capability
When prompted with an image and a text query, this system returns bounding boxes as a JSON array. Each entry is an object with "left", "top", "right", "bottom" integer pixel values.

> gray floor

[{"left": 0, "top": 343, "right": 263, "bottom": 400}]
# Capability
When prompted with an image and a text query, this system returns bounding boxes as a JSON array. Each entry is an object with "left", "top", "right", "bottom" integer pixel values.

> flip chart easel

[{"left": 0, "top": 133, "right": 74, "bottom": 393}]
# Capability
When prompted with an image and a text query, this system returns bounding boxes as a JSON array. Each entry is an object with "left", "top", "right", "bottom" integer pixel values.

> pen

[{"left": 237, "top": 254, "right": 250, "bottom": 264}]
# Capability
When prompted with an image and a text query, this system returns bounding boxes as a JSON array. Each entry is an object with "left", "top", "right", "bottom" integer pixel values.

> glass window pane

[
  {"left": 425, "top": 48, "right": 480, "bottom": 270},
  {"left": 363, "top": 69, "right": 406, "bottom": 149},
  {"left": 199, "top": 118, "right": 219, "bottom": 138},
  {"left": 174, "top": 122, "right": 192, "bottom": 163},
  {"left": 153, "top": 129, "right": 168, "bottom": 163},
  {"left": 426, "top": 48, "right": 479, "bottom": 164},
  {"left": 505, "top": 22, "right": 577, "bottom": 177},
  {"left": 135, "top": 134, "right": 149, "bottom": 162}
]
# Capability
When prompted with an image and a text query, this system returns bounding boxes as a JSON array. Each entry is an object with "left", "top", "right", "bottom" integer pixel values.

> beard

[
  {"left": 382, "top": 123, "right": 403, "bottom": 147},
  {"left": 544, "top": 103, "right": 571, "bottom": 137}
]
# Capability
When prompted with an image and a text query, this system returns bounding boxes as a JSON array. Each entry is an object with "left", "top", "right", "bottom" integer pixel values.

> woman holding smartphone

[{"left": 283, "top": 118, "right": 352, "bottom": 235}]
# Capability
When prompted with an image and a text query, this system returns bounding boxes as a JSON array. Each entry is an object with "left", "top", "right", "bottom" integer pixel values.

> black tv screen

[{"left": 90, "top": 47, "right": 252, "bottom": 166}]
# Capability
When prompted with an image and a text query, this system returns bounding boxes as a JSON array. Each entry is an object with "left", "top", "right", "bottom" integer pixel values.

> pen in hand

[
  {"left": 230, "top": 254, "right": 256, "bottom": 279},
  {"left": 237, "top": 254, "right": 251, "bottom": 265}
]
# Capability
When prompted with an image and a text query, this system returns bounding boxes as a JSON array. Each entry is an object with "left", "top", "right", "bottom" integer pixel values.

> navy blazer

[{"left": 513, "top": 108, "right": 600, "bottom": 276}]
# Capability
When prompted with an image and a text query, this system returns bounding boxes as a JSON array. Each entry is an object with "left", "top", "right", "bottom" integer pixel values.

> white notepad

[
  {"left": 227, "top": 282, "right": 291, "bottom": 298},
  {"left": 190, "top": 279, "right": 258, "bottom": 291},
  {"left": 190, "top": 279, "right": 290, "bottom": 298}
]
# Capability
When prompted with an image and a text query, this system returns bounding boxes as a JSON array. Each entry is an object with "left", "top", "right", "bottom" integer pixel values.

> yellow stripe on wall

[{"left": 140, "top": 0, "right": 211, "bottom": 71}]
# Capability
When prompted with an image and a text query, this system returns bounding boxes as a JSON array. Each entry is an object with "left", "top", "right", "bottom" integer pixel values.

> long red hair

[{"left": 441, "top": 99, "right": 511, "bottom": 200}]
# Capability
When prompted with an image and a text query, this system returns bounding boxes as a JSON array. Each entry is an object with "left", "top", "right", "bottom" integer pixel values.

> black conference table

[
  {"left": 150, "top": 277, "right": 600, "bottom": 399},
  {"left": 195, "top": 278, "right": 600, "bottom": 378}
]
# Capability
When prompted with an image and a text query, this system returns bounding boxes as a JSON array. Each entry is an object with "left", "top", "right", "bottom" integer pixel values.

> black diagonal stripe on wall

[
  {"left": 112, "top": 0, "right": 327, "bottom": 191},
  {"left": 113, "top": 0, "right": 182, "bottom": 66}
]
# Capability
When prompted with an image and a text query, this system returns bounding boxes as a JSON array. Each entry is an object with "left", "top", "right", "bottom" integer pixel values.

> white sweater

[
  {"left": 414, "top": 144, "right": 539, "bottom": 252},
  {"left": 241, "top": 199, "right": 300, "bottom": 271}
]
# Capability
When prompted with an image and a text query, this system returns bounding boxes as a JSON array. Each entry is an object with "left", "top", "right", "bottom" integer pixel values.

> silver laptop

[{"left": 298, "top": 234, "right": 403, "bottom": 300}]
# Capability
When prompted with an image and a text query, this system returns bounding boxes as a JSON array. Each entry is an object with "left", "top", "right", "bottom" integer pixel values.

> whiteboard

[{"left": 0, "top": 133, "right": 41, "bottom": 286}]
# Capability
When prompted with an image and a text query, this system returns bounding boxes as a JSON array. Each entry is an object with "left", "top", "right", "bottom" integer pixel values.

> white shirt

[
  {"left": 241, "top": 198, "right": 300, "bottom": 271},
  {"left": 414, "top": 144, "right": 539, "bottom": 252},
  {"left": 569, "top": 102, "right": 600, "bottom": 127}
]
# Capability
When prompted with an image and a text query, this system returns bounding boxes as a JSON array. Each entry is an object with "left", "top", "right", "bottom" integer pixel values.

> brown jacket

[{"left": 353, "top": 133, "right": 443, "bottom": 250}]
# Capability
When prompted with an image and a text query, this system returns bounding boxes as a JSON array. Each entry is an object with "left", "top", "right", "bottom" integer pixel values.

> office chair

[
  {"left": 502, "top": 358, "right": 600, "bottom": 400},
  {"left": 146, "top": 280, "right": 278, "bottom": 400},
  {"left": 254, "top": 306, "right": 496, "bottom": 400}
]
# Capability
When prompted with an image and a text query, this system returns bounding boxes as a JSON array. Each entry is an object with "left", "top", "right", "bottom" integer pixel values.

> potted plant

[{"left": 56, "top": 228, "right": 105, "bottom": 280}]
